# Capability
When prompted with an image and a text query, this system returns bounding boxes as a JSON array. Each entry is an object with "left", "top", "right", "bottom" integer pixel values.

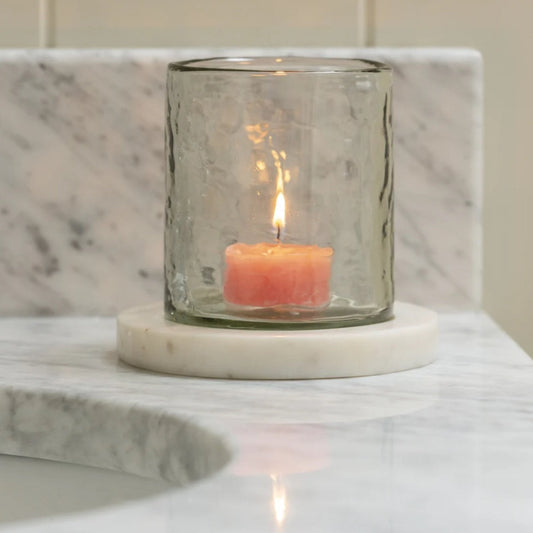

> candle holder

[
  {"left": 117, "top": 57, "right": 438, "bottom": 379},
  {"left": 165, "top": 57, "right": 393, "bottom": 329}
]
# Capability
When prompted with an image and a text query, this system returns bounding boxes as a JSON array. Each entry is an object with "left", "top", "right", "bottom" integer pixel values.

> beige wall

[
  {"left": 1, "top": 0, "right": 532, "bottom": 355},
  {"left": 54, "top": 0, "right": 361, "bottom": 47},
  {"left": 0, "top": 0, "right": 38, "bottom": 47},
  {"left": 0, "top": 0, "right": 364, "bottom": 47}
]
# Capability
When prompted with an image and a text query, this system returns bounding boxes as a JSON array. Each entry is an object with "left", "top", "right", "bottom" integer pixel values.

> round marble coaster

[{"left": 117, "top": 302, "right": 437, "bottom": 380}]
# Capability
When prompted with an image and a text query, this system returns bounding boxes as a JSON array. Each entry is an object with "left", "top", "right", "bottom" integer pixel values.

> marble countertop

[{"left": 0, "top": 311, "right": 532, "bottom": 532}]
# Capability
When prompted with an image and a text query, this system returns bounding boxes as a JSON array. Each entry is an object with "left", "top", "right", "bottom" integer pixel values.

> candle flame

[
  {"left": 257, "top": 137, "right": 289, "bottom": 239},
  {"left": 273, "top": 191, "right": 286, "bottom": 231}
]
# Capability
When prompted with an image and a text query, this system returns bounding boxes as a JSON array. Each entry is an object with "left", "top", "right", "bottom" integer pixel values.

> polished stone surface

[
  {"left": 117, "top": 302, "right": 438, "bottom": 379},
  {"left": 0, "top": 48, "right": 482, "bottom": 316},
  {"left": 0, "top": 312, "right": 531, "bottom": 532}
]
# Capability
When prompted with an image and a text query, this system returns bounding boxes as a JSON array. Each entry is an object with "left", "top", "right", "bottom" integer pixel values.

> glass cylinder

[{"left": 164, "top": 57, "right": 393, "bottom": 329}]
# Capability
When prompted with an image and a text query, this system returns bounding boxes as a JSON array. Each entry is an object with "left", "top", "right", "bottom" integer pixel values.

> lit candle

[{"left": 224, "top": 187, "right": 333, "bottom": 308}]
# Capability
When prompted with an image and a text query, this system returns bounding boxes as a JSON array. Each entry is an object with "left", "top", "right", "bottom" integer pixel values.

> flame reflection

[
  {"left": 246, "top": 123, "right": 291, "bottom": 237},
  {"left": 245, "top": 122, "right": 269, "bottom": 145},
  {"left": 271, "top": 474, "right": 287, "bottom": 527}
]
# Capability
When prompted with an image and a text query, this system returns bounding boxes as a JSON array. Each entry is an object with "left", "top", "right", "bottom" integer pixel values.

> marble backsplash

[{"left": 0, "top": 48, "right": 482, "bottom": 315}]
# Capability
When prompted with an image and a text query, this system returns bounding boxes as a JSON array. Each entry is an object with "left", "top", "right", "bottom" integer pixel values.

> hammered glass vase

[{"left": 164, "top": 57, "right": 393, "bottom": 329}]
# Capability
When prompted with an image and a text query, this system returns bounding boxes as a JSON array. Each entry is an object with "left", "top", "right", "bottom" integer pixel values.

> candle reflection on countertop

[
  {"left": 271, "top": 474, "right": 287, "bottom": 527},
  {"left": 232, "top": 424, "right": 329, "bottom": 529}
]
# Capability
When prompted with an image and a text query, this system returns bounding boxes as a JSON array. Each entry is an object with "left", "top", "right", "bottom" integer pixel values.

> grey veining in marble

[
  {"left": 0, "top": 313, "right": 531, "bottom": 531},
  {"left": 0, "top": 48, "right": 482, "bottom": 315},
  {"left": 0, "top": 387, "right": 231, "bottom": 484}
]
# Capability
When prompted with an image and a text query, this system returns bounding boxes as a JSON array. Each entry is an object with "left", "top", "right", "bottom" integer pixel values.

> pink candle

[{"left": 224, "top": 242, "right": 333, "bottom": 308}]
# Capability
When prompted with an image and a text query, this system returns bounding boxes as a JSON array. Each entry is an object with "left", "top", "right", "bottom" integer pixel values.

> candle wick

[{"left": 276, "top": 224, "right": 281, "bottom": 241}]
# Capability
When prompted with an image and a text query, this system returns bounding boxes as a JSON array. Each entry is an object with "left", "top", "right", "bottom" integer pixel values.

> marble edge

[
  {"left": 0, "top": 370, "right": 242, "bottom": 445},
  {"left": 0, "top": 379, "right": 238, "bottom": 483},
  {"left": 0, "top": 47, "right": 483, "bottom": 62}
]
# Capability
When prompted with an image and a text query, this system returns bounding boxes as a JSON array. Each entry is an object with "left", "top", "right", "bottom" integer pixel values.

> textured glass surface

[{"left": 165, "top": 57, "right": 393, "bottom": 329}]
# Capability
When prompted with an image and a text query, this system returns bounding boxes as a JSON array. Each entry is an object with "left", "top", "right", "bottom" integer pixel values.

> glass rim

[{"left": 168, "top": 56, "right": 391, "bottom": 74}]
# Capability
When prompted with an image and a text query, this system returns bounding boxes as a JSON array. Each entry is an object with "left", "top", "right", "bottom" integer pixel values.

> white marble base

[{"left": 117, "top": 302, "right": 438, "bottom": 379}]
